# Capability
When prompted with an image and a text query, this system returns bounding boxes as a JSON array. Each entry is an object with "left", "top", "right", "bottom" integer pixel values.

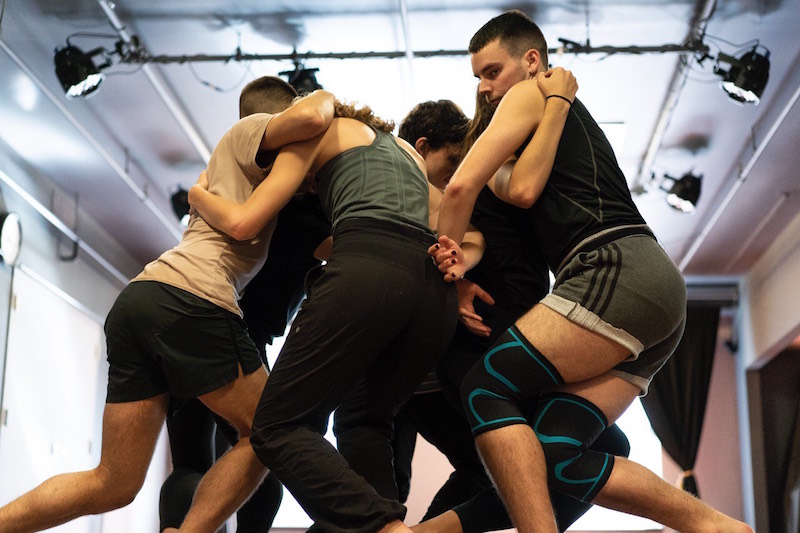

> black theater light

[
  {"left": 54, "top": 45, "right": 108, "bottom": 98},
  {"left": 662, "top": 172, "right": 703, "bottom": 213},
  {"left": 279, "top": 62, "right": 323, "bottom": 95},
  {"left": 714, "top": 46, "right": 770, "bottom": 104},
  {"left": 170, "top": 186, "right": 191, "bottom": 226}
]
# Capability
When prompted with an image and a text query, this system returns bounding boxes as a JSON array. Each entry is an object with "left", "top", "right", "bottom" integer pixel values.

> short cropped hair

[
  {"left": 239, "top": 76, "right": 298, "bottom": 118},
  {"left": 397, "top": 100, "right": 469, "bottom": 149},
  {"left": 468, "top": 10, "right": 549, "bottom": 67}
]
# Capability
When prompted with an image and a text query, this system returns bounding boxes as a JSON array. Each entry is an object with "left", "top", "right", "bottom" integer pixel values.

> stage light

[
  {"left": 170, "top": 187, "right": 191, "bottom": 226},
  {"left": 663, "top": 172, "right": 702, "bottom": 213},
  {"left": 279, "top": 63, "right": 323, "bottom": 95},
  {"left": 54, "top": 45, "right": 108, "bottom": 98},
  {"left": 714, "top": 46, "right": 770, "bottom": 104}
]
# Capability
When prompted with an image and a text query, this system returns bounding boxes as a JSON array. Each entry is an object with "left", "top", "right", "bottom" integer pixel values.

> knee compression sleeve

[
  {"left": 533, "top": 393, "right": 614, "bottom": 502},
  {"left": 460, "top": 325, "right": 564, "bottom": 435}
]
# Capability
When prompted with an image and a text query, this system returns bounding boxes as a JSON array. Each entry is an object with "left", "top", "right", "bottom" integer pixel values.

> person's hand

[
  {"left": 455, "top": 279, "right": 495, "bottom": 337},
  {"left": 428, "top": 235, "right": 466, "bottom": 282},
  {"left": 536, "top": 67, "right": 578, "bottom": 105},
  {"left": 187, "top": 170, "right": 209, "bottom": 215}
]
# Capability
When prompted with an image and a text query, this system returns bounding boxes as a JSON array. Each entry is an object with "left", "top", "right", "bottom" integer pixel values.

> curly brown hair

[
  {"left": 334, "top": 99, "right": 395, "bottom": 132},
  {"left": 397, "top": 100, "right": 468, "bottom": 149}
]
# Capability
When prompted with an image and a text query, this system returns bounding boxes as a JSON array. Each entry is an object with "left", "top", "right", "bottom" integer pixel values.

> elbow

[
  {"left": 227, "top": 219, "right": 259, "bottom": 241},
  {"left": 229, "top": 227, "right": 257, "bottom": 242},
  {"left": 286, "top": 108, "right": 327, "bottom": 138},
  {"left": 300, "top": 108, "right": 329, "bottom": 135},
  {"left": 510, "top": 190, "right": 536, "bottom": 209},
  {"left": 507, "top": 181, "right": 540, "bottom": 209},
  {"left": 443, "top": 179, "right": 473, "bottom": 204}
]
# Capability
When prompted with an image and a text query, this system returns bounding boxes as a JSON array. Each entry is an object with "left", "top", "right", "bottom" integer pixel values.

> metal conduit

[
  {"left": 96, "top": 0, "right": 212, "bottom": 164},
  {"left": 678, "top": 80, "right": 800, "bottom": 271},
  {"left": 0, "top": 38, "right": 183, "bottom": 243},
  {"left": 631, "top": 0, "right": 718, "bottom": 193},
  {"left": 0, "top": 167, "right": 129, "bottom": 285}
]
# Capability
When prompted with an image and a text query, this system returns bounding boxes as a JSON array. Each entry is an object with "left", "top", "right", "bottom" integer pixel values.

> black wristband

[{"left": 546, "top": 94, "right": 573, "bottom": 106}]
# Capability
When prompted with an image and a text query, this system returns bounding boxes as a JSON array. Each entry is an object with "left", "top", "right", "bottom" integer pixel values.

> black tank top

[{"left": 517, "top": 98, "right": 648, "bottom": 272}]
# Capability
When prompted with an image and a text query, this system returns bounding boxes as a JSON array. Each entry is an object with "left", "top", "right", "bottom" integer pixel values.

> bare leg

[
  {"left": 475, "top": 424, "right": 557, "bottom": 533},
  {"left": 594, "top": 457, "right": 752, "bottom": 533},
  {"left": 176, "top": 365, "right": 269, "bottom": 532},
  {"left": 0, "top": 394, "right": 168, "bottom": 533},
  {"left": 177, "top": 437, "right": 267, "bottom": 532},
  {"left": 567, "top": 377, "right": 753, "bottom": 533}
]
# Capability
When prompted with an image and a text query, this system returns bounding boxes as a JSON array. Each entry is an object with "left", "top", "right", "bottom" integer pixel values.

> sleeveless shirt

[
  {"left": 517, "top": 98, "right": 648, "bottom": 273},
  {"left": 315, "top": 124, "right": 432, "bottom": 236}
]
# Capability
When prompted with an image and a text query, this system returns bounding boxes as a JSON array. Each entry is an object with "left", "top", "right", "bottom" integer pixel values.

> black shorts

[{"left": 104, "top": 281, "right": 263, "bottom": 403}]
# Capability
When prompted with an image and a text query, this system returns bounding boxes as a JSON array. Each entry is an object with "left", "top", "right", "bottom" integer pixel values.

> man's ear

[
  {"left": 414, "top": 137, "right": 430, "bottom": 157},
  {"left": 524, "top": 48, "right": 541, "bottom": 76}
]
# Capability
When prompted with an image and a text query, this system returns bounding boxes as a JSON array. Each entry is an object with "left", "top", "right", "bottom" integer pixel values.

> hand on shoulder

[{"left": 536, "top": 67, "right": 578, "bottom": 104}]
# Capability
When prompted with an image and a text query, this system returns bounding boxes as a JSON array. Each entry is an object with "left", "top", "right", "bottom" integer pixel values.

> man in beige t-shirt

[{"left": 0, "top": 77, "right": 334, "bottom": 533}]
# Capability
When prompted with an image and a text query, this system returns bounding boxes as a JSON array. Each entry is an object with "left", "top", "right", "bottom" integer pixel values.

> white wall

[
  {"left": 744, "top": 210, "right": 800, "bottom": 365},
  {"left": 0, "top": 138, "right": 169, "bottom": 532}
]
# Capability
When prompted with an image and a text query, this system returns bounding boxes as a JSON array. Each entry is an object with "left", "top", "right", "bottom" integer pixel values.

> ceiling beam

[
  {"left": 0, "top": 38, "right": 183, "bottom": 244},
  {"left": 96, "top": 0, "right": 212, "bottom": 164},
  {"left": 630, "top": 0, "right": 718, "bottom": 194}
]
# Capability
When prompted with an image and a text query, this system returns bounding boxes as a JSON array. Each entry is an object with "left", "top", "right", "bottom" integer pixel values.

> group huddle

[{"left": 0, "top": 10, "right": 752, "bottom": 533}]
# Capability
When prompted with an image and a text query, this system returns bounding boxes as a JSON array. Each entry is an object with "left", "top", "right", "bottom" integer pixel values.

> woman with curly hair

[{"left": 188, "top": 99, "right": 483, "bottom": 533}]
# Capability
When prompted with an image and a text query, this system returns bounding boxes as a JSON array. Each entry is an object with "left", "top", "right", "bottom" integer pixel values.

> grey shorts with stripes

[{"left": 542, "top": 233, "right": 687, "bottom": 395}]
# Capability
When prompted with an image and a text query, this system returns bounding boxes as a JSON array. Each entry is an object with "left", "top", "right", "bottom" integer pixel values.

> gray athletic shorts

[
  {"left": 542, "top": 234, "right": 686, "bottom": 394},
  {"left": 104, "top": 280, "right": 263, "bottom": 402}
]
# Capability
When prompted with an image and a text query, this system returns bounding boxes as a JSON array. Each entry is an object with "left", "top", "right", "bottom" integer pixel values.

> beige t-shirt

[{"left": 133, "top": 113, "right": 277, "bottom": 316}]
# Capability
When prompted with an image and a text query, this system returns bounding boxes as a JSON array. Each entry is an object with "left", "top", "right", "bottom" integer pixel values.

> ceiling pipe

[
  {"left": 0, "top": 38, "right": 183, "bottom": 244},
  {"left": 398, "top": 0, "right": 415, "bottom": 67},
  {"left": 722, "top": 192, "right": 790, "bottom": 273},
  {"left": 0, "top": 166, "right": 129, "bottom": 286},
  {"left": 677, "top": 80, "right": 800, "bottom": 271},
  {"left": 630, "top": 0, "right": 718, "bottom": 194},
  {"left": 96, "top": 0, "right": 212, "bottom": 164},
  {"left": 397, "top": 0, "right": 415, "bottom": 107}
]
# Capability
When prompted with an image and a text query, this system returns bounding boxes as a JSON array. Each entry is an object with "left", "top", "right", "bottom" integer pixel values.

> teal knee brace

[
  {"left": 533, "top": 393, "right": 615, "bottom": 502},
  {"left": 461, "top": 325, "right": 564, "bottom": 435}
]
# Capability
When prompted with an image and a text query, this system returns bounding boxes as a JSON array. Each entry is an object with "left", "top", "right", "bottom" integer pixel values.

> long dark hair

[{"left": 462, "top": 88, "right": 496, "bottom": 157}]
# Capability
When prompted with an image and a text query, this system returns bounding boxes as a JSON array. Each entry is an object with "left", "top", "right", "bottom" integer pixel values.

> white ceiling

[{"left": 1, "top": 0, "right": 798, "bottom": 282}]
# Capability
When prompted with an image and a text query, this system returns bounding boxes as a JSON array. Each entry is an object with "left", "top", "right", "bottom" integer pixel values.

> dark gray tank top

[{"left": 315, "top": 124, "right": 431, "bottom": 235}]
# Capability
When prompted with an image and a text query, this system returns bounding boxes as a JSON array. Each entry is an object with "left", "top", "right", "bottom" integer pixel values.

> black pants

[
  {"left": 392, "top": 390, "right": 492, "bottom": 517},
  {"left": 251, "top": 220, "right": 458, "bottom": 533},
  {"left": 159, "top": 398, "right": 283, "bottom": 532}
]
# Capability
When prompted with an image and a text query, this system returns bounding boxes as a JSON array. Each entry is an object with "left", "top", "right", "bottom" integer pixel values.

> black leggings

[{"left": 160, "top": 398, "right": 283, "bottom": 532}]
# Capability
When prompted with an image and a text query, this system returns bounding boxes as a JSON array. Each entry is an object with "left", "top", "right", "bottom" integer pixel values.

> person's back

[
  {"left": 312, "top": 116, "right": 430, "bottom": 236},
  {"left": 134, "top": 113, "right": 278, "bottom": 317},
  {"left": 517, "top": 98, "right": 648, "bottom": 273}
]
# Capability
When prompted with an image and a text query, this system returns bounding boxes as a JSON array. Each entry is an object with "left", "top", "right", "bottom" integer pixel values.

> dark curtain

[
  {"left": 641, "top": 303, "right": 720, "bottom": 497},
  {"left": 784, "top": 406, "right": 800, "bottom": 532}
]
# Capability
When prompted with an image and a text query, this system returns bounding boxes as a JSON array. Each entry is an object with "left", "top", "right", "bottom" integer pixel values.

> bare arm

[
  {"left": 260, "top": 90, "right": 335, "bottom": 150},
  {"left": 437, "top": 79, "right": 544, "bottom": 245},
  {"left": 491, "top": 68, "right": 577, "bottom": 208},
  {"left": 428, "top": 183, "right": 485, "bottom": 280},
  {"left": 189, "top": 139, "right": 321, "bottom": 240}
]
